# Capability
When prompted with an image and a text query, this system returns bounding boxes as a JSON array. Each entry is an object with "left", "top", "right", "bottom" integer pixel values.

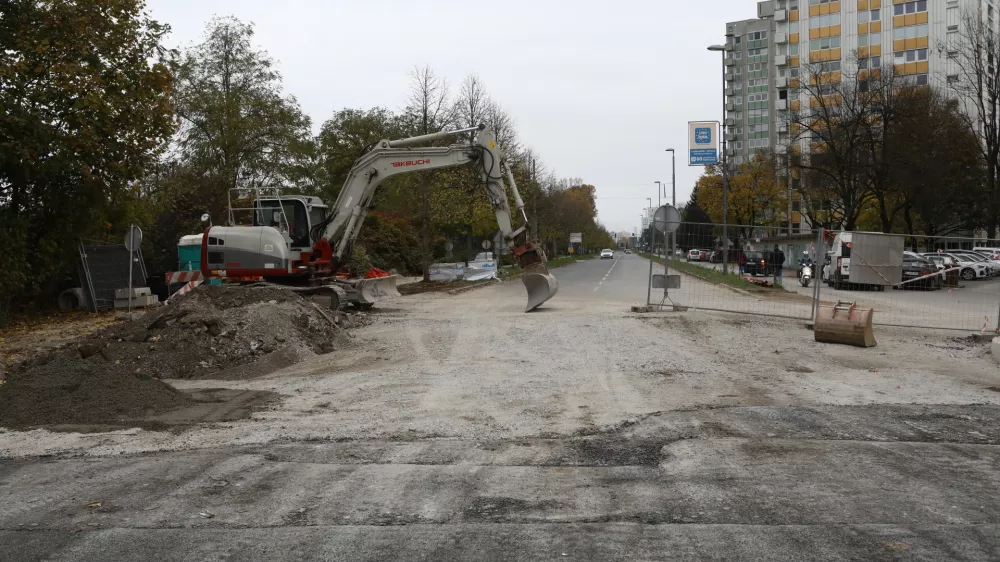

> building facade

[{"left": 723, "top": 0, "right": 997, "bottom": 231}]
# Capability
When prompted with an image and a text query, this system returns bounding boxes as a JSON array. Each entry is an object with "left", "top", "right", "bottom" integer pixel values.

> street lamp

[
  {"left": 664, "top": 149, "right": 676, "bottom": 208},
  {"left": 708, "top": 44, "right": 731, "bottom": 275}
]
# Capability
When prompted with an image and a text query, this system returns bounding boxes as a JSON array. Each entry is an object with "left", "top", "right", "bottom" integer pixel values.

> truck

[{"left": 825, "top": 231, "right": 904, "bottom": 291}]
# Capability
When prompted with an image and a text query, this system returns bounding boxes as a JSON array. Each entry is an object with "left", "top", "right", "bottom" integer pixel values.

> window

[
  {"left": 894, "top": 1, "right": 927, "bottom": 15},
  {"left": 859, "top": 10, "right": 869, "bottom": 23},
  {"left": 792, "top": 200, "right": 801, "bottom": 212},
  {"left": 859, "top": 57, "right": 869, "bottom": 69},
  {"left": 871, "top": 55, "right": 881, "bottom": 67},
  {"left": 870, "top": 32, "right": 881, "bottom": 45},
  {"left": 916, "top": 73, "right": 928, "bottom": 85},
  {"left": 894, "top": 49, "right": 929, "bottom": 64},
  {"left": 870, "top": 8, "right": 880, "bottom": 20},
  {"left": 790, "top": 67, "right": 800, "bottom": 77},
  {"left": 790, "top": 21, "right": 800, "bottom": 34},
  {"left": 859, "top": 34, "right": 868, "bottom": 46},
  {"left": 893, "top": 23, "right": 929, "bottom": 40},
  {"left": 809, "top": 13, "right": 842, "bottom": 28},
  {"left": 790, "top": 43, "right": 799, "bottom": 55},
  {"left": 947, "top": 75, "right": 960, "bottom": 84}
]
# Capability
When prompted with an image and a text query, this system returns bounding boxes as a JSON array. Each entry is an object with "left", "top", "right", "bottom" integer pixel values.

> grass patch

[
  {"left": 639, "top": 252, "right": 756, "bottom": 291},
  {"left": 501, "top": 254, "right": 595, "bottom": 278}
]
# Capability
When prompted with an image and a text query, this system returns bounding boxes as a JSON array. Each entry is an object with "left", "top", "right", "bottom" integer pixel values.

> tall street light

[
  {"left": 665, "top": 148, "right": 676, "bottom": 260},
  {"left": 708, "top": 44, "right": 730, "bottom": 276},
  {"left": 665, "top": 149, "right": 676, "bottom": 208}
]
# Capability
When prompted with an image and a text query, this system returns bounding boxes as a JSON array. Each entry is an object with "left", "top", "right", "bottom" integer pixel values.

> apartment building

[{"left": 723, "top": 0, "right": 998, "bottom": 230}]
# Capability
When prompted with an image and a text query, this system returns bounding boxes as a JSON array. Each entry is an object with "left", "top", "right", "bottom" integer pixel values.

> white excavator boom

[{"left": 318, "top": 124, "right": 557, "bottom": 312}]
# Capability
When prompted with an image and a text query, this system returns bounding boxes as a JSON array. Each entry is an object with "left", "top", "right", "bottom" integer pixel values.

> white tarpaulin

[
  {"left": 429, "top": 263, "right": 465, "bottom": 282},
  {"left": 464, "top": 259, "right": 498, "bottom": 281}
]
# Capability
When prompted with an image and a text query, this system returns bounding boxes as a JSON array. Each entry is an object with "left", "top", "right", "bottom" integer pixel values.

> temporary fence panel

[
  {"left": 659, "top": 222, "right": 821, "bottom": 321},
  {"left": 78, "top": 242, "right": 148, "bottom": 312},
  {"left": 818, "top": 232, "right": 1000, "bottom": 332}
]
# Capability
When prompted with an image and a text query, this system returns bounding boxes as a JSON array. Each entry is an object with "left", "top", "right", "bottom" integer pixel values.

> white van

[{"left": 827, "top": 232, "right": 852, "bottom": 288}]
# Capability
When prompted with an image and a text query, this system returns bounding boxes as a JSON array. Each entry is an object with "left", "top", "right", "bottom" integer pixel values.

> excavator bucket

[
  {"left": 522, "top": 266, "right": 558, "bottom": 312},
  {"left": 352, "top": 275, "right": 401, "bottom": 305}
]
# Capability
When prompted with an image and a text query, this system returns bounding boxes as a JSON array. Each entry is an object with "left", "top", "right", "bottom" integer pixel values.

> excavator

[{"left": 199, "top": 124, "right": 558, "bottom": 312}]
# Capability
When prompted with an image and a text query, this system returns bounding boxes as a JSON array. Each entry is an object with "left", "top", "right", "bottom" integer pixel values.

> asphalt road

[{"left": 4, "top": 254, "right": 1000, "bottom": 561}]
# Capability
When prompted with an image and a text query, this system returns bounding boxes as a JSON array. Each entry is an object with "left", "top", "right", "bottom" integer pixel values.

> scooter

[{"left": 799, "top": 264, "right": 812, "bottom": 287}]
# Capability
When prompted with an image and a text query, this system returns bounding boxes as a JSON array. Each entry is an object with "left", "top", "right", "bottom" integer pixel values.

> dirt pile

[
  {"left": 72, "top": 285, "right": 349, "bottom": 380},
  {"left": 0, "top": 358, "right": 193, "bottom": 428}
]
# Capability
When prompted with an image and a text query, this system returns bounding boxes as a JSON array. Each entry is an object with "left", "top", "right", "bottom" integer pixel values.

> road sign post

[
  {"left": 124, "top": 225, "right": 142, "bottom": 315},
  {"left": 648, "top": 205, "right": 681, "bottom": 307}
]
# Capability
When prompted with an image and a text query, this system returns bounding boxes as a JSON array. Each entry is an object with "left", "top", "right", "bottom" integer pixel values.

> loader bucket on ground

[
  {"left": 354, "top": 275, "right": 401, "bottom": 305},
  {"left": 522, "top": 268, "right": 558, "bottom": 312}
]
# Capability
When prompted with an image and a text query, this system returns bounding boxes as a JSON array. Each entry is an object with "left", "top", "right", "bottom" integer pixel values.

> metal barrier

[
  {"left": 818, "top": 231, "right": 1000, "bottom": 332},
  {"left": 78, "top": 241, "right": 147, "bottom": 312},
  {"left": 654, "top": 223, "right": 1000, "bottom": 332}
]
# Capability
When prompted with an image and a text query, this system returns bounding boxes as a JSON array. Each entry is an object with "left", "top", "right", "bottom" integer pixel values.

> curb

[{"left": 447, "top": 279, "right": 499, "bottom": 295}]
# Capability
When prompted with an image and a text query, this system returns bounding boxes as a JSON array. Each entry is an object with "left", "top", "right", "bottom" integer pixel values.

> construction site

[{"left": 3, "top": 250, "right": 1000, "bottom": 561}]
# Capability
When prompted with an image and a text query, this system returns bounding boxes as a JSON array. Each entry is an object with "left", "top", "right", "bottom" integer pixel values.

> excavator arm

[{"left": 312, "top": 124, "right": 556, "bottom": 311}]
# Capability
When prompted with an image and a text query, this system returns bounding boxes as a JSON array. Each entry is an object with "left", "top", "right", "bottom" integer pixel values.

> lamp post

[
  {"left": 665, "top": 149, "right": 676, "bottom": 208},
  {"left": 665, "top": 148, "right": 676, "bottom": 261},
  {"left": 708, "top": 44, "right": 730, "bottom": 276}
]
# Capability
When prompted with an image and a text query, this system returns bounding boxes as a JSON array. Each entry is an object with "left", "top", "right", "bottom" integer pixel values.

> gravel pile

[
  {"left": 61, "top": 285, "right": 348, "bottom": 380},
  {"left": 0, "top": 358, "right": 193, "bottom": 428}
]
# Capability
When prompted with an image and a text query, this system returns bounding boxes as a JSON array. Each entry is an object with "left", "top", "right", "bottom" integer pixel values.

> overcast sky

[{"left": 146, "top": 0, "right": 757, "bottom": 234}]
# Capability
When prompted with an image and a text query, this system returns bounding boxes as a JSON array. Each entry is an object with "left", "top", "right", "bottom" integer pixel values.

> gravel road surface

[{"left": 3, "top": 254, "right": 1000, "bottom": 561}]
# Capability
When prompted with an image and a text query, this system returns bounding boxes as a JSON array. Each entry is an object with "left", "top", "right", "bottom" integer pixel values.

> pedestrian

[
  {"left": 772, "top": 244, "right": 786, "bottom": 285},
  {"left": 738, "top": 250, "right": 747, "bottom": 276}
]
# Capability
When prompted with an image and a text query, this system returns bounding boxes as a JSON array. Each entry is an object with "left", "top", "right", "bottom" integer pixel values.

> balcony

[
  {"left": 775, "top": 76, "right": 789, "bottom": 88},
  {"left": 777, "top": 122, "right": 789, "bottom": 133},
  {"left": 774, "top": 54, "right": 789, "bottom": 66},
  {"left": 775, "top": 32, "right": 787, "bottom": 44},
  {"left": 725, "top": 72, "right": 736, "bottom": 82},
  {"left": 775, "top": 99, "right": 788, "bottom": 110},
  {"left": 726, "top": 87, "right": 736, "bottom": 96},
  {"left": 725, "top": 57, "right": 736, "bottom": 67},
  {"left": 725, "top": 117, "right": 736, "bottom": 126},
  {"left": 775, "top": 9, "right": 787, "bottom": 21},
  {"left": 726, "top": 132, "right": 737, "bottom": 142},
  {"left": 726, "top": 101, "right": 736, "bottom": 111}
]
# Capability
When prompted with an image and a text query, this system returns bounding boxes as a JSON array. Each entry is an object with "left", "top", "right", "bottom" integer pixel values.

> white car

[
  {"left": 922, "top": 252, "right": 990, "bottom": 281},
  {"left": 600, "top": 249, "right": 614, "bottom": 259}
]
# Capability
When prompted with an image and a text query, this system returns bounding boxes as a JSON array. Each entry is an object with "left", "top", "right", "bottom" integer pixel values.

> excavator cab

[{"left": 252, "top": 196, "right": 327, "bottom": 249}]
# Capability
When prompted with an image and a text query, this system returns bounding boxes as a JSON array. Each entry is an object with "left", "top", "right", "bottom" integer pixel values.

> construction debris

[{"left": 0, "top": 358, "right": 193, "bottom": 428}]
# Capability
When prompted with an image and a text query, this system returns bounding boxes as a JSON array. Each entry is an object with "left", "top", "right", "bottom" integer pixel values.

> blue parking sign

[{"left": 689, "top": 121, "right": 719, "bottom": 166}]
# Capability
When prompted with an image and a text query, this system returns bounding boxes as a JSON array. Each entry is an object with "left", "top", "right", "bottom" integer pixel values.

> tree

[
  {"left": 173, "top": 17, "right": 312, "bottom": 196},
  {"left": 316, "top": 107, "right": 403, "bottom": 202},
  {"left": 695, "top": 152, "right": 787, "bottom": 244},
  {"left": 892, "top": 88, "right": 985, "bottom": 239},
  {"left": 0, "top": 0, "right": 174, "bottom": 321},
  {"left": 950, "top": 10, "right": 1000, "bottom": 238}
]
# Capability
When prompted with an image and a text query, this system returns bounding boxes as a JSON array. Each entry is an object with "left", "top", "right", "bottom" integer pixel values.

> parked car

[
  {"left": 600, "top": 249, "right": 614, "bottom": 260},
  {"left": 686, "top": 249, "right": 701, "bottom": 261},
  {"left": 965, "top": 251, "right": 1000, "bottom": 273},
  {"left": 922, "top": 252, "right": 989, "bottom": 281},
  {"left": 698, "top": 250, "right": 710, "bottom": 261},
  {"left": 950, "top": 251, "right": 997, "bottom": 276},
  {"left": 624, "top": 249, "right": 632, "bottom": 254},
  {"left": 900, "top": 254, "right": 942, "bottom": 290}
]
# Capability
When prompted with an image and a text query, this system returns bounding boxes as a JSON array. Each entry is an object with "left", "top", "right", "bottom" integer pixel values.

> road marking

[{"left": 594, "top": 258, "right": 619, "bottom": 292}]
